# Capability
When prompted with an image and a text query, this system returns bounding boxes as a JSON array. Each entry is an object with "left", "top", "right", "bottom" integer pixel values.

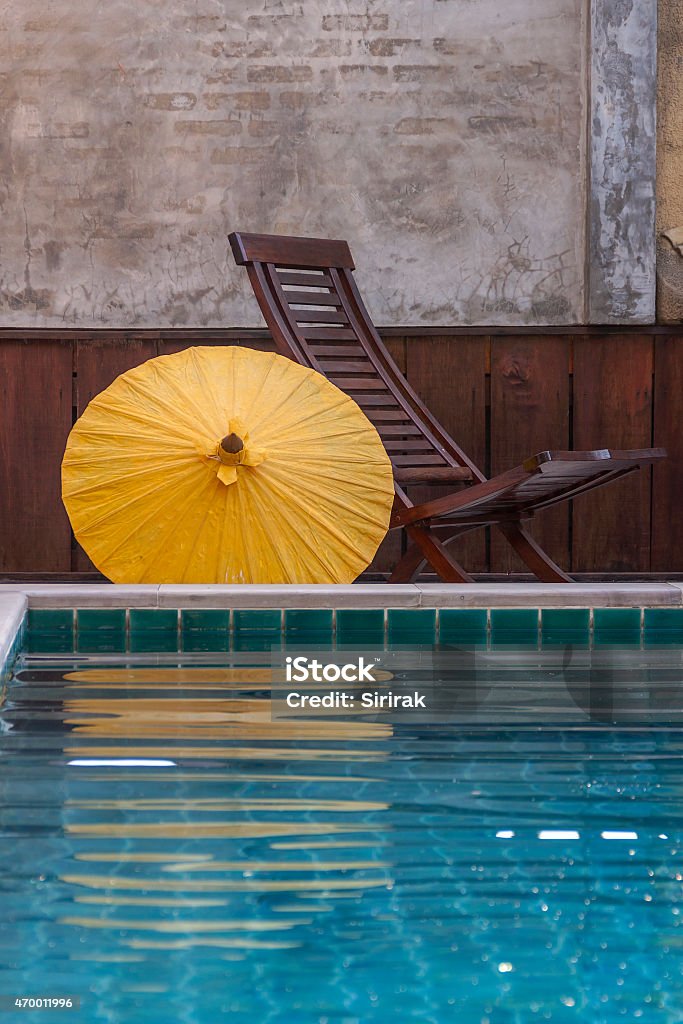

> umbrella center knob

[
  {"left": 219, "top": 432, "right": 244, "bottom": 457},
  {"left": 210, "top": 424, "right": 267, "bottom": 485}
]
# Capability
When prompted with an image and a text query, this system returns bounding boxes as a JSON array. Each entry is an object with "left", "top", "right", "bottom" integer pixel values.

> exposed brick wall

[{"left": 1, "top": 0, "right": 584, "bottom": 327}]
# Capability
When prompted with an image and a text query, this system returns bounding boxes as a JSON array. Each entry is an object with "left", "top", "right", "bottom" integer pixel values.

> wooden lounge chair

[{"left": 229, "top": 231, "right": 666, "bottom": 583}]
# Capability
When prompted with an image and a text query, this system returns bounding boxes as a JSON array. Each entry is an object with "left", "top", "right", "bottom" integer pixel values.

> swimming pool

[{"left": 1, "top": 588, "right": 683, "bottom": 1023}]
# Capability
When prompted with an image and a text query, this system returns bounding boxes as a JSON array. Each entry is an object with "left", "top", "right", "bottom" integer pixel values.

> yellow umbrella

[{"left": 61, "top": 346, "right": 394, "bottom": 583}]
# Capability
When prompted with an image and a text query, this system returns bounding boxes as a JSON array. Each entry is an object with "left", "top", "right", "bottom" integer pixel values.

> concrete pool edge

[
  {"left": 0, "top": 593, "right": 28, "bottom": 681},
  {"left": 0, "top": 582, "right": 681, "bottom": 609}
]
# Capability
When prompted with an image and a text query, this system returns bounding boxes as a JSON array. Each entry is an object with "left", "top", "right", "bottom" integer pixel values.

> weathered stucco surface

[
  {"left": 589, "top": 0, "right": 656, "bottom": 323},
  {"left": 0, "top": 0, "right": 586, "bottom": 327},
  {"left": 657, "top": 0, "right": 683, "bottom": 321}
]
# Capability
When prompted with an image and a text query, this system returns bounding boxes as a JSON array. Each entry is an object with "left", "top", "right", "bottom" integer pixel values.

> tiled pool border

[{"left": 2, "top": 583, "right": 683, "bottom": 673}]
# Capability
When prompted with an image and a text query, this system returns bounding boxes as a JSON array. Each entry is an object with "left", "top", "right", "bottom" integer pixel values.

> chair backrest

[{"left": 229, "top": 232, "right": 485, "bottom": 485}]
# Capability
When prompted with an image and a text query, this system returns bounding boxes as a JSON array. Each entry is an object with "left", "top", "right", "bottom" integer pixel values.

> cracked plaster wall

[{"left": 1, "top": 0, "right": 589, "bottom": 326}]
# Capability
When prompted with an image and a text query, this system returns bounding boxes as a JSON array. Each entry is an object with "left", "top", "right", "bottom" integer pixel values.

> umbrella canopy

[{"left": 62, "top": 346, "right": 394, "bottom": 583}]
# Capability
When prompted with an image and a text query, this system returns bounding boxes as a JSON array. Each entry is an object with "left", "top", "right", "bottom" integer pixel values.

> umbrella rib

[
  {"left": 97, "top": 389, "right": 205, "bottom": 436},
  {"left": 117, "top": 366, "right": 219, "bottom": 439},
  {"left": 243, "top": 474, "right": 370, "bottom": 578},
  {"left": 256, "top": 466, "right": 393, "bottom": 530},
  {"left": 186, "top": 347, "right": 235, "bottom": 440},
  {"left": 236, "top": 471, "right": 298, "bottom": 583},
  {"left": 269, "top": 427, "right": 383, "bottom": 447},
  {"left": 64, "top": 454, "right": 201, "bottom": 476},
  {"left": 79, "top": 469, "right": 220, "bottom": 572},
  {"left": 248, "top": 370, "right": 327, "bottom": 433},
  {"left": 259, "top": 393, "right": 352, "bottom": 436},
  {"left": 171, "top": 473, "right": 234, "bottom": 585},
  {"left": 215, "top": 471, "right": 235, "bottom": 583},
  {"left": 130, "top": 472, "right": 226, "bottom": 580},
  {"left": 238, "top": 350, "right": 282, "bottom": 427},
  {"left": 234, "top": 476, "right": 294, "bottom": 582},
  {"left": 63, "top": 461, "right": 207, "bottom": 506}
]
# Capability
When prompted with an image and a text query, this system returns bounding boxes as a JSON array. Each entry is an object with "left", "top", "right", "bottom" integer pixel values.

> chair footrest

[{"left": 391, "top": 447, "right": 667, "bottom": 528}]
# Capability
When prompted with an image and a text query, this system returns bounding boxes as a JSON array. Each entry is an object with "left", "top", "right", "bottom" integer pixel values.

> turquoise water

[{"left": 1, "top": 642, "right": 683, "bottom": 1022}]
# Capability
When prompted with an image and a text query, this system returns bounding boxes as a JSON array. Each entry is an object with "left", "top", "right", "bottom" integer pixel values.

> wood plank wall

[{"left": 1, "top": 328, "right": 681, "bottom": 577}]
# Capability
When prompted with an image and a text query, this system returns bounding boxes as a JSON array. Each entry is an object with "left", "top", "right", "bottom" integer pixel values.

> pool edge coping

[
  {"left": 0, "top": 582, "right": 681, "bottom": 610},
  {"left": 0, "top": 593, "right": 28, "bottom": 681}
]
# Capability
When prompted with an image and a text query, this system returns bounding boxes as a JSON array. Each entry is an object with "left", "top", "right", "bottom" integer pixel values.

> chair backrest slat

[
  {"left": 230, "top": 231, "right": 487, "bottom": 484},
  {"left": 298, "top": 329, "right": 359, "bottom": 342},
  {"left": 336, "top": 265, "right": 485, "bottom": 482},
  {"left": 281, "top": 290, "right": 343, "bottom": 307},
  {"left": 231, "top": 232, "right": 354, "bottom": 269},
  {"left": 277, "top": 271, "right": 335, "bottom": 288}
]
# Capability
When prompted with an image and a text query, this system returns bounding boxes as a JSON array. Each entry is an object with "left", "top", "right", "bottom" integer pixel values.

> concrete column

[
  {"left": 589, "top": 0, "right": 657, "bottom": 323},
  {"left": 657, "top": 0, "right": 683, "bottom": 321}
]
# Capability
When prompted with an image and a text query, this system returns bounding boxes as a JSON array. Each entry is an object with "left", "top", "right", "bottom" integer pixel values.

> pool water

[{"left": 1, "top": 642, "right": 683, "bottom": 1023}]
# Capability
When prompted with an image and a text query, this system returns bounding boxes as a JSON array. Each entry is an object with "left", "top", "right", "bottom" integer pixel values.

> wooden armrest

[{"left": 393, "top": 467, "right": 473, "bottom": 484}]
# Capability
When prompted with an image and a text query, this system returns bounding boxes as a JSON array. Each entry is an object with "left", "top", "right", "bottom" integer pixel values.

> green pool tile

[
  {"left": 438, "top": 609, "right": 487, "bottom": 644},
  {"left": 28, "top": 609, "right": 74, "bottom": 633},
  {"left": 541, "top": 608, "right": 590, "bottom": 643},
  {"left": 26, "top": 632, "right": 75, "bottom": 654},
  {"left": 643, "top": 608, "right": 683, "bottom": 640},
  {"left": 76, "top": 629, "right": 126, "bottom": 654},
  {"left": 387, "top": 608, "right": 436, "bottom": 645},
  {"left": 182, "top": 630, "right": 231, "bottom": 653},
  {"left": 233, "top": 610, "right": 282, "bottom": 633},
  {"left": 336, "top": 609, "right": 385, "bottom": 646},
  {"left": 181, "top": 610, "right": 231, "bottom": 633},
  {"left": 593, "top": 608, "right": 641, "bottom": 640},
  {"left": 129, "top": 609, "right": 178, "bottom": 633},
  {"left": 233, "top": 635, "right": 282, "bottom": 653},
  {"left": 284, "top": 610, "right": 334, "bottom": 642},
  {"left": 490, "top": 609, "right": 539, "bottom": 644},
  {"left": 593, "top": 638, "right": 642, "bottom": 650},
  {"left": 77, "top": 609, "right": 127, "bottom": 633},
  {"left": 129, "top": 630, "right": 179, "bottom": 653}
]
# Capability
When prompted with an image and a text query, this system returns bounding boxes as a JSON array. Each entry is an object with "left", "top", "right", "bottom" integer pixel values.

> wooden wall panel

[
  {"left": 158, "top": 336, "right": 274, "bottom": 357},
  {"left": 0, "top": 328, "right": 679, "bottom": 578},
  {"left": 573, "top": 335, "right": 653, "bottom": 571},
  {"left": 73, "top": 337, "right": 158, "bottom": 571},
  {"left": 0, "top": 339, "right": 73, "bottom": 571},
  {"left": 652, "top": 334, "right": 683, "bottom": 571},
  {"left": 406, "top": 335, "right": 489, "bottom": 573},
  {"left": 75, "top": 336, "right": 158, "bottom": 412},
  {"left": 490, "top": 336, "right": 571, "bottom": 573}
]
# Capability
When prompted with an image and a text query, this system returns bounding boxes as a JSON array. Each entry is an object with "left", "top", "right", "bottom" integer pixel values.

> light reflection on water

[{"left": 1, "top": 645, "right": 683, "bottom": 1022}]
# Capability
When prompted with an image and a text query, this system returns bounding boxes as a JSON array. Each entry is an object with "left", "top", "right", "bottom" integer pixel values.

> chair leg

[
  {"left": 389, "top": 526, "right": 478, "bottom": 583},
  {"left": 389, "top": 524, "right": 474, "bottom": 583},
  {"left": 388, "top": 544, "right": 426, "bottom": 583},
  {"left": 497, "top": 522, "right": 572, "bottom": 583}
]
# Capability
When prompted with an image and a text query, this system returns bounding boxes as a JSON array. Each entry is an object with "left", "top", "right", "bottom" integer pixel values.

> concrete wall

[
  {"left": 0, "top": 0, "right": 585, "bottom": 327},
  {"left": 589, "top": 0, "right": 656, "bottom": 322},
  {"left": 0, "top": 0, "right": 658, "bottom": 328},
  {"left": 657, "top": 0, "right": 683, "bottom": 321}
]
